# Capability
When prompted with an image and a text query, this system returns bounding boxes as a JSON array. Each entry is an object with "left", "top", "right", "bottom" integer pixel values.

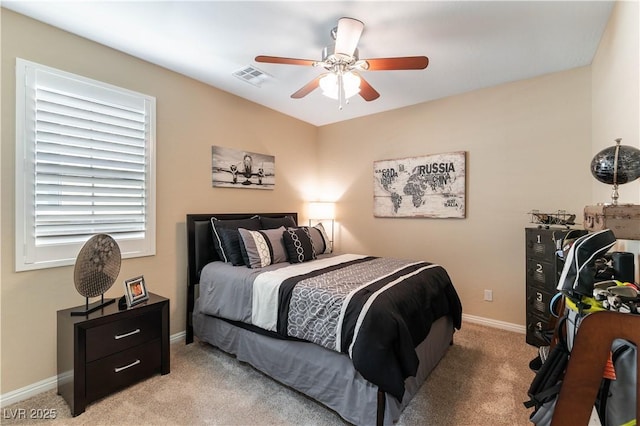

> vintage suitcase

[{"left": 583, "top": 204, "right": 640, "bottom": 240}]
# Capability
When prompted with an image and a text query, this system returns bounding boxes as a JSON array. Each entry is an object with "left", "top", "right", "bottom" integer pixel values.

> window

[{"left": 15, "top": 59, "right": 156, "bottom": 271}]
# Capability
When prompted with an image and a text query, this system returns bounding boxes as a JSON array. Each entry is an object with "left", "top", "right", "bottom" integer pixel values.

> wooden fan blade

[
  {"left": 291, "top": 75, "right": 324, "bottom": 99},
  {"left": 335, "top": 17, "right": 364, "bottom": 57},
  {"left": 364, "top": 56, "right": 429, "bottom": 71},
  {"left": 356, "top": 74, "right": 380, "bottom": 101},
  {"left": 255, "top": 56, "right": 316, "bottom": 67}
]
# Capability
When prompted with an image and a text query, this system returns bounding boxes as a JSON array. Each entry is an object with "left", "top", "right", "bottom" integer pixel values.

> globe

[{"left": 590, "top": 139, "right": 640, "bottom": 185}]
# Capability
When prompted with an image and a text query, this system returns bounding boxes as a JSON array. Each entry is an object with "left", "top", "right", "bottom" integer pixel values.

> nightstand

[{"left": 57, "top": 292, "right": 170, "bottom": 416}]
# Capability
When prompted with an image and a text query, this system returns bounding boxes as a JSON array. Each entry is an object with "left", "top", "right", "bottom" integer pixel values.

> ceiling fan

[{"left": 255, "top": 17, "right": 429, "bottom": 109}]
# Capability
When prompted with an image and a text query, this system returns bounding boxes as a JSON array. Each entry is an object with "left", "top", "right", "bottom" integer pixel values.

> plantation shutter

[
  {"left": 16, "top": 59, "right": 156, "bottom": 271},
  {"left": 34, "top": 86, "right": 147, "bottom": 245}
]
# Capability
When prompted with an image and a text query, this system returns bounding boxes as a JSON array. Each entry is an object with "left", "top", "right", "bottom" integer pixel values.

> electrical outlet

[{"left": 484, "top": 289, "right": 493, "bottom": 301}]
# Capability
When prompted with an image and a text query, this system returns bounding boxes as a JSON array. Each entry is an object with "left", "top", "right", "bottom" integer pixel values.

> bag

[
  {"left": 525, "top": 317, "right": 570, "bottom": 426},
  {"left": 527, "top": 309, "right": 638, "bottom": 426},
  {"left": 565, "top": 302, "right": 638, "bottom": 426},
  {"left": 530, "top": 228, "right": 638, "bottom": 425},
  {"left": 595, "top": 339, "right": 637, "bottom": 426},
  {"left": 557, "top": 229, "right": 617, "bottom": 297}
]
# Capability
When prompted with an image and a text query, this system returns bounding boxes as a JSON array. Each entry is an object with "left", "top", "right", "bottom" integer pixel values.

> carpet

[{"left": 2, "top": 321, "right": 537, "bottom": 425}]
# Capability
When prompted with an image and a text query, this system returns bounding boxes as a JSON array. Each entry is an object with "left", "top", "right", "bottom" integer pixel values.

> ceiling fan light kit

[
  {"left": 319, "top": 72, "right": 360, "bottom": 101},
  {"left": 255, "top": 16, "right": 428, "bottom": 110}
]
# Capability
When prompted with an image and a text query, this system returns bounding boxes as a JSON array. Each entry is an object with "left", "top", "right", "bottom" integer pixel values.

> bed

[{"left": 185, "top": 212, "right": 462, "bottom": 425}]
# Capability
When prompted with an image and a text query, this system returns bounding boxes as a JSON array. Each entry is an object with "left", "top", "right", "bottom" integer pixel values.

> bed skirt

[{"left": 193, "top": 298, "right": 454, "bottom": 425}]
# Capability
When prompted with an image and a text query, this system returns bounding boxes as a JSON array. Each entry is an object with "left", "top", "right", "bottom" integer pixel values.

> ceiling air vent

[{"left": 233, "top": 66, "right": 273, "bottom": 87}]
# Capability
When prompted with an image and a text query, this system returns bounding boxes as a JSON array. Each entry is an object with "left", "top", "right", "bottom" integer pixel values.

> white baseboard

[
  {"left": 170, "top": 330, "right": 186, "bottom": 344},
  {"left": 0, "top": 376, "right": 58, "bottom": 409},
  {"left": 462, "top": 313, "right": 526, "bottom": 334},
  {"left": 0, "top": 331, "right": 186, "bottom": 408}
]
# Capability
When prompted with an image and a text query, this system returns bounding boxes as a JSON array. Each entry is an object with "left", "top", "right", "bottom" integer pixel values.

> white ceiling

[{"left": 3, "top": 1, "right": 614, "bottom": 126}]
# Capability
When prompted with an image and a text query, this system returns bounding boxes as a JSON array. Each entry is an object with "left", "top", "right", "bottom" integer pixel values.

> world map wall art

[
  {"left": 373, "top": 151, "right": 466, "bottom": 218},
  {"left": 212, "top": 145, "right": 275, "bottom": 190}
]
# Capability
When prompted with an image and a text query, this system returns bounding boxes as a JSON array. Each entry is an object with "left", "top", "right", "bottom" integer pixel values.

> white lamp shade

[
  {"left": 308, "top": 202, "right": 336, "bottom": 220},
  {"left": 319, "top": 72, "right": 360, "bottom": 100}
]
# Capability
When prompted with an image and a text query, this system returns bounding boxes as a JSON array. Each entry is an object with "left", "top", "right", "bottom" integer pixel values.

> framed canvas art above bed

[{"left": 211, "top": 145, "right": 275, "bottom": 189}]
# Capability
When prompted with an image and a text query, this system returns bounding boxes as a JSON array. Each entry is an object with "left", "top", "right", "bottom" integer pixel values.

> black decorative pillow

[
  {"left": 289, "top": 223, "right": 332, "bottom": 254},
  {"left": 210, "top": 216, "right": 261, "bottom": 265},
  {"left": 238, "top": 227, "right": 288, "bottom": 268},
  {"left": 215, "top": 228, "right": 245, "bottom": 266},
  {"left": 282, "top": 228, "right": 316, "bottom": 263},
  {"left": 260, "top": 215, "right": 297, "bottom": 229}
]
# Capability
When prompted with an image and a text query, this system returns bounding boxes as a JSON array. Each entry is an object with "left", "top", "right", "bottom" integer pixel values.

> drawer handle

[
  {"left": 114, "top": 329, "right": 141, "bottom": 340},
  {"left": 114, "top": 359, "right": 141, "bottom": 373}
]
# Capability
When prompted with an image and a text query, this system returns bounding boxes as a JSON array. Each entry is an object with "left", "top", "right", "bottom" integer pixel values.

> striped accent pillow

[
  {"left": 238, "top": 227, "right": 288, "bottom": 268},
  {"left": 310, "top": 222, "right": 332, "bottom": 254}
]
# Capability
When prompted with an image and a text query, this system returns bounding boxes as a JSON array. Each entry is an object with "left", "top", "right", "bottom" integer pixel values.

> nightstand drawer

[
  {"left": 86, "top": 338, "right": 161, "bottom": 402},
  {"left": 86, "top": 311, "right": 161, "bottom": 362}
]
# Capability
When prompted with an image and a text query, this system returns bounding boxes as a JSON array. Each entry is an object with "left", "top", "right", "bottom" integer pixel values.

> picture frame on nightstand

[{"left": 124, "top": 275, "right": 149, "bottom": 308}]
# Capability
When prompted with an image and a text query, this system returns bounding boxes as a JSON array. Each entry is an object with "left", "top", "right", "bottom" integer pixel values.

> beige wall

[
  {"left": 591, "top": 0, "right": 640, "bottom": 272},
  {"left": 2, "top": 1, "right": 639, "bottom": 398},
  {"left": 315, "top": 0, "right": 639, "bottom": 330},
  {"left": 317, "top": 68, "right": 593, "bottom": 326},
  {"left": 0, "top": 9, "right": 317, "bottom": 393}
]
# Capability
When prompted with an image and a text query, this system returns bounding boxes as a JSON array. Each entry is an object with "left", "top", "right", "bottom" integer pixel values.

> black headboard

[{"left": 185, "top": 212, "right": 297, "bottom": 343}]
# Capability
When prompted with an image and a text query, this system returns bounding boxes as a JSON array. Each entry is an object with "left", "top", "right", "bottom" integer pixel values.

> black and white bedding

[
  {"left": 199, "top": 253, "right": 462, "bottom": 401},
  {"left": 186, "top": 212, "right": 463, "bottom": 425}
]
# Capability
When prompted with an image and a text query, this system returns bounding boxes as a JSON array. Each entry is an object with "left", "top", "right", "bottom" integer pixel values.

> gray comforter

[{"left": 198, "top": 254, "right": 462, "bottom": 400}]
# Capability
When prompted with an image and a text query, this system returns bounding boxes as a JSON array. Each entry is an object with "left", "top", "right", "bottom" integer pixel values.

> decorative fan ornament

[
  {"left": 590, "top": 138, "right": 640, "bottom": 204},
  {"left": 71, "top": 234, "right": 121, "bottom": 315},
  {"left": 255, "top": 17, "right": 429, "bottom": 109}
]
